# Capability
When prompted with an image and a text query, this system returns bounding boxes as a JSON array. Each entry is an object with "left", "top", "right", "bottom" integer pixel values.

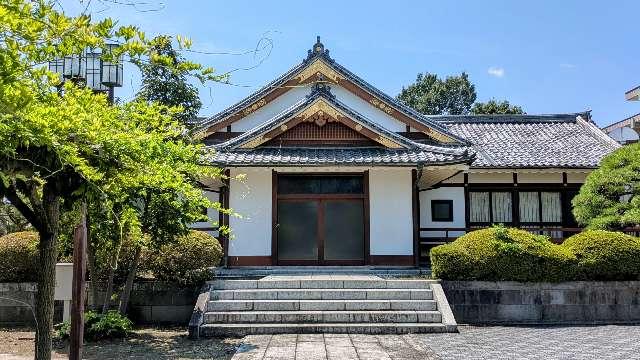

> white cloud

[{"left": 487, "top": 67, "right": 505, "bottom": 78}]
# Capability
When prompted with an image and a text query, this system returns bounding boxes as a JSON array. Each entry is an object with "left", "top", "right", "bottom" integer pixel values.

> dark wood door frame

[{"left": 272, "top": 171, "right": 370, "bottom": 266}]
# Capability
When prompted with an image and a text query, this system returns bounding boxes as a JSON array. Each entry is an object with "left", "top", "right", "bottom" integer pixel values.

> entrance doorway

[{"left": 274, "top": 173, "right": 368, "bottom": 265}]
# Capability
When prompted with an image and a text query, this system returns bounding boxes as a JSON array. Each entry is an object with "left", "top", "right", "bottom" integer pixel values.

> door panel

[
  {"left": 277, "top": 200, "right": 318, "bottom": 261},
  {"left": 323, "top": 200, "right": 364, "bottom": 261}
]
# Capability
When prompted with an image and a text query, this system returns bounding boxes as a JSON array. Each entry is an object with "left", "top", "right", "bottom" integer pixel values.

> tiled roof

[
  {"left": 206, "top": 146, "right": 472, "bottom": 167},
  {"left": 209, "top": 85, "right": 473, "bottom": 167},
  {"left": 438, "top": 113, "right": 620, "bottom": 168}
]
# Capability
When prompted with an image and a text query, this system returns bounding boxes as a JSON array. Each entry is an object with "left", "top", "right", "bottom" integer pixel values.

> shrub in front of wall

[
  {"left": 0, "top": 231, "right": 39, "bottom": 282},
  {"left": 147, "top": 230, "right": 223, "bottom": 286},
  {"left": 55, "top": 310, "right": 133, "bottom": 341},
  {"left": 430, "top": 226, "right": 577, "bottom": 282},
  {"left": 562, "top": 230, "right": 640, "bottom": 280}
]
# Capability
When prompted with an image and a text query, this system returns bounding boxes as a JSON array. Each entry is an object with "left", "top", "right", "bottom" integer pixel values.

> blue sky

[{"left": 62, "top": 0, "right": 639, "bottom": 127}]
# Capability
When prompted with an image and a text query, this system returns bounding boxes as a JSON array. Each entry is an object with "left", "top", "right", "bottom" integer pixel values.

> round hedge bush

[
  {"left": 0, "top": 231, "right": 39, "bottom": 282},
  {"left": 146, "top": 230, "right": 222, "bottom": 286},
  {"left": 430, "top": 226, "right": 576, "bottom": 282},
  {"left": 562, "top": 230, "right": 640, "bottom": 280}
]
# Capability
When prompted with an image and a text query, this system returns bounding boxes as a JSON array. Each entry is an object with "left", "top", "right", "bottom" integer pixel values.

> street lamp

[{"left": 48, "top": 44, "right": 123, "bottom": 104}]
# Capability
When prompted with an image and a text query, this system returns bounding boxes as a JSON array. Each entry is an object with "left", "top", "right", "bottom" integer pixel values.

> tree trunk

[
  {"left": 101, "top": 262, "right": 116, "bottom": 313},
  {"left": 118, "top": 246, "right": 141, "bottom": 315},
  {"left": 34, "top": 192, "right": 60, "bottom": 360}
]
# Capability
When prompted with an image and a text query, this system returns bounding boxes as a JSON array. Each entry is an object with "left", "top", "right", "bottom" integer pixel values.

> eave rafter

[{"left": 239, "top": 98, "right": 405, "bottom": 150}]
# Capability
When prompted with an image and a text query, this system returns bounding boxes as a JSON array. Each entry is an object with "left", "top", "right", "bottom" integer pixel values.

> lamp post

[{"left": 47, "top": 45, "right": 123, "bottom": 360}]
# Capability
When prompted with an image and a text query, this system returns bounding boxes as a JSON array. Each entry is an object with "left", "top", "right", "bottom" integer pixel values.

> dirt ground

[{"left": 0, "top": 327, "right": 240, "bottom": 360}]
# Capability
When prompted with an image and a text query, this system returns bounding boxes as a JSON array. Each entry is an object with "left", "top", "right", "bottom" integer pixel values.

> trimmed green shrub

[
  {"left": 430, "top": 226, "right": 577, "bottom": 282},
  {"left": 562, "top": 230, "right": 640, "bottom": 280},
  {"left": 0, "top": 231, "right": 39, "bottom": 282},
  {"left": 147, "top": 230, "right": 222, "bottom": 286},
  {"left": 55, "top": 310, "right": 133, "bottom": 341}
]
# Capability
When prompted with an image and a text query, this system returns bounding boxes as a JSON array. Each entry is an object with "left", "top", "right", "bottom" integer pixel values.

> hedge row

[
  {"left": 0, "top": 230, "right": 222, "bottom": 284},
  {"left": 430, "top": 226, "right": 640, "bottom": 282}
]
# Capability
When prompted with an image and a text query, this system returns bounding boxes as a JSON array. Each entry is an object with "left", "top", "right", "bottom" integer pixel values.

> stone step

[
  {"left": 204, "top": 310, "right": 442, "bottom": 324},
  {"left": 207, "top": 299, "right": 438, "bottom": 312},
  {"left": 199, "top": 322, "right": 449, "bottom": 336},
  {"left": 210, "top": 288, "right": 433, "bottom": 301},
  {"left": 209, "top": 278, "right": 434, "bottom": 290}
]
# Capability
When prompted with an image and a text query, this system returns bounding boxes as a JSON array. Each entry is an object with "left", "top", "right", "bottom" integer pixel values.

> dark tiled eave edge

[
  {"left": 196, "top": 52, "right": 466, "bottom": 144},
  {"left": 212, "top": 85, "right": 470, "bottom": 158}
]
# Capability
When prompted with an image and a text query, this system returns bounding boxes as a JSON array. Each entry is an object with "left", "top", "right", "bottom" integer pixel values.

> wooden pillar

[
  {"left": 221, "top": 169, "right": 231, "bottom": 267},
  {"left": 69, "top": 202, "right": 87, "bottom": 360},
  {"left": 411, "top": 169, "right": 420, "bottom": 267}
]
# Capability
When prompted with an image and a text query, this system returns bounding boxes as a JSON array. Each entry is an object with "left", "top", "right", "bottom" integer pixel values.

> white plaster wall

[
  {"left": 518, "top": 172, "right": 562, "bottom": 183},
  {"left": 330, "top": 85, "right": 407, "bottom": 132},
  {"left": 468, "top": 172, "right": 512, "bottom": 183},
  {"left": 228, "top": 168, "right": 272, "bottom": 256},
  {"left": 368, "top": 169, "right": 414, "bottom": 255},
  {"left": 566, "top": 171, "right": 590, "bottom": 183},
  {"left": 419, "top": 187, "right": 466, "bottom": 238},
  {"left": 190, "top": 190, "right": 221, "bottom": 237},
  {"left": 230, "top": 85, "right": 311, "bottom": 131}
]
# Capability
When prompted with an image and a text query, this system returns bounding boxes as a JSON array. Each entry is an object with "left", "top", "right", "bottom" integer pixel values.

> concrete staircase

[{"left": 189, "top": 275, "right": 457, "bottom": 337}]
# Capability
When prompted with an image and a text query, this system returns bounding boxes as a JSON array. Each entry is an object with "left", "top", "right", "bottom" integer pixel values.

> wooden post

[{"left": 69, "top": 202, "right": 87, "bottom": 360}]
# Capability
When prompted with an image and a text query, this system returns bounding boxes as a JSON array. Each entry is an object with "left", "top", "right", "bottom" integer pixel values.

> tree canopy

[
  {"left": 397, "top": 72, "right": 524, "bottom": 115},
  {"left": 135, "top": 35, "right": 203, "bottom": 125},
  {"left": 0, "top": 1, "right": 226, "bottom": 358},
  {"left": 572, "top": 143, "right": 640, "bottom": 230},
  {"left": 471, "top": 99, "right": 524, "bottom": 115},
  {"left": 397, "top": 72, "right": 476, "bottom": 115}
]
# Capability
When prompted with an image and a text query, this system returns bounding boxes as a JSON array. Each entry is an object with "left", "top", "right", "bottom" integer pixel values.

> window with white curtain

[
  {"left": 518, "top": 191, "right": 562, "bottom": 223},
  {"left": 492, "top": 192, "right": 512, "bottom": 223},
  {"left": 469, "top": 192, "right": 490, "bottom": 223},
  {"left": 469, "top": 191, "right": 512, "bottom": 224},
  {"left": 519, "top": 192, "right": 540, "bottom": 222},
  {"left": 541, "top": 192, "right": 562, "bottom": 223}
]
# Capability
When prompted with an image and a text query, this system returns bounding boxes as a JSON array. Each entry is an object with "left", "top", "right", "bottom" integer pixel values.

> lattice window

[{"left": 264, "top": 121, "right": 377, "bottom": 147}]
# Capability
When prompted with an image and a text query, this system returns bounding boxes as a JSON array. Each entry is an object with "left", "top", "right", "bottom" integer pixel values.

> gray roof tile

[{"left": 440, "top": 114, "right": 620, "bottom": 168}]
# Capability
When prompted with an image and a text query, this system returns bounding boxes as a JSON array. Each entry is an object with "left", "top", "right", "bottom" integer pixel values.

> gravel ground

[{"left": 0, "top": 327, "right": 241, "bottom": 360}]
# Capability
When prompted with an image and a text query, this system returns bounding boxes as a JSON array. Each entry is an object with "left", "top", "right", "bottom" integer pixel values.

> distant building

[{"left": 603, "top": 86, "right": 640, "bottom": 144}]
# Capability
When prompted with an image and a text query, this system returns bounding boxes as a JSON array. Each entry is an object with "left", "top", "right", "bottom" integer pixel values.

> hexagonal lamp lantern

[{"left": 48, "top": 44, "right": 123, "bottom": 104}]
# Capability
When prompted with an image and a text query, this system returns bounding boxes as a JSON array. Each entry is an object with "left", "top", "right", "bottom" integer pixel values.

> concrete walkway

[
  {"left": 231, "top": 333, "right": 439, "bottom": 360},
  {"left": 231, "top": 325, "right": 640, "bottom": 360}
]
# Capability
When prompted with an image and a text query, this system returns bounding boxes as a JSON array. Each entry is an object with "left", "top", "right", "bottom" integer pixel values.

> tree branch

[{"left": 0, "top": 180, "right": 44, "bottom": 232}]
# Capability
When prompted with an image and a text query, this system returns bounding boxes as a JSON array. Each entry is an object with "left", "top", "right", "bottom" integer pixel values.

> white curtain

[
  {"left": 541, "top": 192, "right": 562, "bottom": 223},
  {"left": 470, "top": 192, "right": 490, "bottom": 223},
  {"left": 492, "top": 192, "right": 512, "bottom": 223},
  {"left": 519, "top": 192, "right": 540, "bottom": 222}
]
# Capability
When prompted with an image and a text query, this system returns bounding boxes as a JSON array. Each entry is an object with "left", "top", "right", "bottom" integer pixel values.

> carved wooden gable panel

[{"left": 263, "top": 120, "right": 377, "bottom": 147}]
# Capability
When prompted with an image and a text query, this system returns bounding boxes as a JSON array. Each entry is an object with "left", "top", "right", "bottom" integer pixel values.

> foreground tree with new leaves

[
  {"left": 0, "top": 1, "right": 225, "bottom": 358},
  {"left": 572, "top": 143, "right": 638, "bottom": 229}
]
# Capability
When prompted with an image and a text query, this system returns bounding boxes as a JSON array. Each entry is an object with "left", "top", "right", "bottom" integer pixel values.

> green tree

[
  {"left": 572, "top": 143, "right": 640, "bottom": 230},
  {"left": 397, "top": 72, "right": 477, "bottom": 115},
  {"left": 135, "top": 35, "right": 203, "bottom": 124},
  {"left": 471, "top": 99, "right": 525, "bottom": 114},
  {"left": 0, "top": 2, "right": 225, "bottom": 358}
]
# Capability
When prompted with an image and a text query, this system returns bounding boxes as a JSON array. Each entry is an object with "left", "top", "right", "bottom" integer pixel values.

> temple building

[{"left": 192, "top": 37, "right": 619, "bottom": 267}]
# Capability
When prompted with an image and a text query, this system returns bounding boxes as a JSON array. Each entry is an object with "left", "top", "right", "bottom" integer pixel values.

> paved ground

[{"left": 231, "top": 325, "right": 640, "bottom": 360}]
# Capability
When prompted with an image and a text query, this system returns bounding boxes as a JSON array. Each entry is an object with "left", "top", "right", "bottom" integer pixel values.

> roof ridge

[{"left": 434, "top": 112, "right": 588, "bottom": 124}]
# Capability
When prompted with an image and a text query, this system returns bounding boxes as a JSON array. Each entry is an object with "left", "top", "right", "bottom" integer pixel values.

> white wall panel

[
  {"left": 369, "top": 169, "right": 413, "bottom": 255},
  {"left": 228, "top": 169, "right": 272, "bottom": 256}
]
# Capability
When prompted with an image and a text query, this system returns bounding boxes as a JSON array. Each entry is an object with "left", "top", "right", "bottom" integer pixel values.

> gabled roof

[
  {"left": 207, "top": 84, "right": 474, "bottom": 167},
  {"left": 214, "top": 84, "right": 419, "bottom": 151},
  {"left": 195, "top": 37, "right": 465, "bottom": 144},
  {"left": 438, "top": 113, "right": 620, "bottom": 168}
]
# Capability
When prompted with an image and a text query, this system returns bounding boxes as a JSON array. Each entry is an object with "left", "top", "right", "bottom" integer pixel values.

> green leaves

[
  {"left": 573, "top": 143, "right": 640, "bottom": 229},
  {"left": 397, "top": 72, "right": 477, "bottom": 115}
]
